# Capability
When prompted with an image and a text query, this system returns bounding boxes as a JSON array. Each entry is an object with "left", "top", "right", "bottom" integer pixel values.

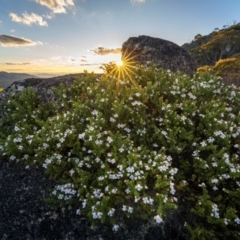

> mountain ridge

[{"left": 0, "top": 71, "right": 38, "bottom": 89}]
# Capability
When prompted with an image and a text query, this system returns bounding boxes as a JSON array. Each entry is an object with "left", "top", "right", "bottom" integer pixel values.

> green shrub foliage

[{"left": 0, "top": 67, "right": 240, "bottom": 238}]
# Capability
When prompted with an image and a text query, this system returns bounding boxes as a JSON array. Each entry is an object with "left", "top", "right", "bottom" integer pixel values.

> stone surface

[{"left": 122, "top": 35, "right": 197, "bottom": 76}]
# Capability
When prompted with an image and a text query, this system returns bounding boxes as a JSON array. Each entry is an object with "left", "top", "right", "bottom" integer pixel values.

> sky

[{"left": 1, "top": 0, "right": 240, "bottom": 77}]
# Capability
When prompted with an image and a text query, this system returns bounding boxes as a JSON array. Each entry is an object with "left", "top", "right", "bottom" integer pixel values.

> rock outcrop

[{"left": 122, "top": 35, "right": 197, "bottom": 76}]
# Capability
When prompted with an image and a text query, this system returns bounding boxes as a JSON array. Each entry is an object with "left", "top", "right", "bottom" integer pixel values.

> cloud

[
  {"left": 49, "top": 56, "right": 61, "bottom": 60},
  {"left": 9, "top": 12, "right": 48, "bottom": 26},
  {"left": 5, "top": 62, "right": 31, "bottom": 65},
  {"left": 35, "top": 0, "right": 74, "bottom": 13},
  {"left": 131, "top": 0, "right": 146, "bottom": 3},
  {"left": 43, "top": 13, "right": 55, "bottom": 19},
  {"left": 10, "top": 29, "right": 15, "bottom": 32},
  {"left": 90, "top": 46, "right": 121, "bottom": 55},
  {"left": 0, "top": 20, "right": 2, "bottom": 25},
  {"left": 0, "top": 35, "right": 36, "bottom": 47},
  {"left": 80, "top": 63, "right": 101, "bottom": 66},
  {"left": 81, "top": 59, "right": 87, "bottom": 62}
]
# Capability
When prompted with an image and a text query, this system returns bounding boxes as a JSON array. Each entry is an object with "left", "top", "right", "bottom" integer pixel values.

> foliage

[
  {"left": 197, "top": 58, "right": 240, "bottom": 86},
  {"left": 0, "top": 66, "right": 240, "bottom": 238}
]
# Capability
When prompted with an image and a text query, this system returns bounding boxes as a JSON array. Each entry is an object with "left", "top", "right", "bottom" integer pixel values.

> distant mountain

[{"left": 0, "top": 71, "right": 38, "bottom": 89}]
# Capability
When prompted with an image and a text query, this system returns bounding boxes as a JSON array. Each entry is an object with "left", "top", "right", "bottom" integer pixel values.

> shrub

[
  {"left": 0, "top": 66, "right": 239, "bottom": 238},
  {"left": 198, "top": 58, "right": 240, "bottom": 87}
]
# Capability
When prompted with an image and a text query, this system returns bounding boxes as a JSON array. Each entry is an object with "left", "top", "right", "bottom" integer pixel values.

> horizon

[{"left": 1, "top": 0, "right": 240, "bottom": 75}]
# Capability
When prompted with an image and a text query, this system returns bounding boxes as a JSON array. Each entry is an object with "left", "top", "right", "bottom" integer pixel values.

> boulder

[{"left": 122, "top": 35, "right": 197, "bottom": 76}]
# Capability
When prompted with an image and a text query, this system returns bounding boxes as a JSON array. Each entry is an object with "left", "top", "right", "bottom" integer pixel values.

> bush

[
  {"left": 198, "top": 58, "right": 240, "bottom": 87},
  {"left": 0, "top": 66, "right": 239, "bottom": 239}
]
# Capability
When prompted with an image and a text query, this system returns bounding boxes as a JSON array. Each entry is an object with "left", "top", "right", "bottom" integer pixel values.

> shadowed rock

[{"left": 122, "top": 35, "right": 197, "bottom": 76}]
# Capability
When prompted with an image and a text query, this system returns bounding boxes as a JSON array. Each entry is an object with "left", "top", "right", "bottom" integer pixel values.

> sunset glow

[{"left": 1, "top": 1, "right": 240, "bottom": 77}]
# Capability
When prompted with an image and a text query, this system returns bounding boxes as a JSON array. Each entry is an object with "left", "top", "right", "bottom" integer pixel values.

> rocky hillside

[
  {"left": 181, "top": 22, "right": 240, "bottom": 86},
  {"left": 181, "top": 22, "right": 240, "bottom": 67},
  {"left": 0, "top": 71, "right": 38, "bottom": 89}
]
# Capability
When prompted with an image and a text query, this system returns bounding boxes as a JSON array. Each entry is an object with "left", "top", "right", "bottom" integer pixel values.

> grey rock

[{"left": 122, "top": 35, "right": 197, "bottom": 76}]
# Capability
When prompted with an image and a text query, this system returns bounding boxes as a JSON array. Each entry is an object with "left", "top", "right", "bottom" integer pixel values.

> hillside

[
  {"left": 181, "top": 22, "right": 240, "bottom": 86},
  {"left": 0, "top": 71, "right": 38, "bottom": 89},
  {"left": 182, "top": 22, "right": 240, "bottom": 66}
]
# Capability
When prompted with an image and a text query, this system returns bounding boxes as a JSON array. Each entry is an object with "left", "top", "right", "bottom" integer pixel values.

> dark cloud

[
  {"left": 90, "top": 46, "right": 121, "bottom": 55},
  {"left": 81, "top": 59, "right": 87, "bottom": 62},
  {"left": 0, "top": 35, "right": 36, "bottom": 47},
  {"left": 82, "top": 55, "right": 87, "bottom": 58},
  {"left": 5, "top": 62, "right": 31, "bottom": 65}
]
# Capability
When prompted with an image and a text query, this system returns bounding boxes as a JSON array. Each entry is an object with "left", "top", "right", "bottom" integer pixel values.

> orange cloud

[{"left": 90, "top": 46, "right": 121, "bottom": 55}]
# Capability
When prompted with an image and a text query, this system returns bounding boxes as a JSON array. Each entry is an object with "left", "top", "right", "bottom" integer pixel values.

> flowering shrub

[{"left": 0, "top": 66, "right": 239, "bottom": 238}]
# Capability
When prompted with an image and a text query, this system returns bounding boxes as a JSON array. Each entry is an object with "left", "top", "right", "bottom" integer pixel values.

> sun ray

[{"left": 98, "top": 44, "right": 145, "bottom": 94}]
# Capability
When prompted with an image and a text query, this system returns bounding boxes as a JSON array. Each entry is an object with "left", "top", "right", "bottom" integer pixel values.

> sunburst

[{"left": 100, "top": 45, "right": 143, "bottom": 93}]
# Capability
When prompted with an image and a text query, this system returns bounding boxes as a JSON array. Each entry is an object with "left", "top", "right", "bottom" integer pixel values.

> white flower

[
  {"left": 112, "top": 224, "right": 119, "bottom": 232},
  {"left": 108, "top": 208, "right": 115, "bottom": 217},
  {"left": 128, "top": 207, "right": 133, "bottom": 213},
  {"left": 111, "top": 188, "right": 117, "bottom": 194},
  {"left": 117, "top": 123, "right": 125, "bottom": 128},
  {"left": 162, "top": 130, "right": 167, "bottom": 136},
  {"left": 234, "top": 218, "right": 240, "bottom": 224},
  {"left": 82, "top": 199, "right": 87, "bottom": 208},
  {"left": 14, "top": 126, "right": 20, "bottom": 132},
  {"left": 76, "top": 209, "right": 81, "bottom": 215},
  {"left": 119, "top": 147, "right": 124, "bottom": 153},
  {"left": 110, "top": 117, "right": 116, "bottom": 122},
  {"left": 154, "top": 215, "right": 163, "bottom": 224},
  {"left": 91, "top": 110, "right": 98, "bottom": 116},
  {"left": 78, "top": 133, "right": 85, "bottom": 139},
  {"left": 18, "top": 145, "right": 23, "bottom": 150},
  {"left": 211, "top": 179, "right": 218, "bottom": 184},
  {"left": 125, "top": 188, "right": 131, "bottom": 194},
  {"left": 207, "top": 137, "right": 215, "bottom": 143},
  {"left": 122, "top": 205, "right": 127, "bottom": 211},
  {"left": 107, "top": 136, "right": 113, "bottom": 143},
  {"left": 92, "top": 211, "right": 103, "bottom": 219},
  {"left": 135, "top": 184, "right": 143, "bottom": 191}
]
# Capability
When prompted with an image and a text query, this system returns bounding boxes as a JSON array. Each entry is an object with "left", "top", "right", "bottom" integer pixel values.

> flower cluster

[{"left": 0, "top": 67, "right": 239, "bottom": 238}]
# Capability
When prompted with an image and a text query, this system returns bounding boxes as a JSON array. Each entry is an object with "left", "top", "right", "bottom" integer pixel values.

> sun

[
  {"left": 116, "top": 60, "right": 123, "bottom": 67},
  {"left": 99, "top": 47, "right": 143, "bottom": 93}
]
